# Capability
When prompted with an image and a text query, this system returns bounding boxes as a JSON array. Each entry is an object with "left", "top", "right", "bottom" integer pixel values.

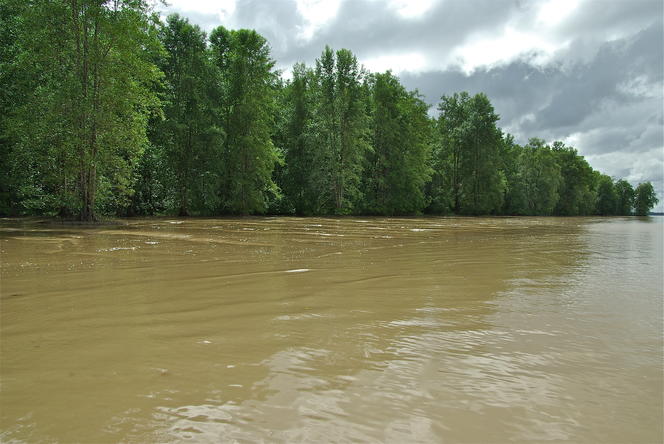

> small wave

[{"left": 97, "top": 246, "right": 137, "bottom": 252}]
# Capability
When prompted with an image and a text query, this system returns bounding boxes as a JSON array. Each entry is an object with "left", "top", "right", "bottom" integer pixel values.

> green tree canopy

[
  {"left": 155, "top": 14, "right": 223, "bottom": 216},
  {"left": 552, "top": 142, "right": 596, "bottom": 216},
  {"left": 634, "top": 182, "right": 659, "bottom": 216},
  {"left": 363, "top": 71, "right": 432, "bottom": 215},
  {"left": 5, "top": 0, "right": 162, "bottom": 220},
  {"left": 595, "top": 174, "right": 618, "bottom": 216},
  {"left": 519, "top": 138, "right": 562, "bottom": 215},
  {"left": 434, "top": 92, "right": 504, "bottom": 215},
  {"left": 210, "top": 26, "right": 282, "bottom": 215},
  {"left": 614, "top": 179, "right": 635, "bottom": 216},
  {"left": 0, "top": 7, "right": 650, "bottom": 219}
]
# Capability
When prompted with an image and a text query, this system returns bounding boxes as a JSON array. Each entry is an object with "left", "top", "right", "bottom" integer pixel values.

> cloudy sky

[{"left": 159, "top": 0, "right": 664, "bottom": 210}]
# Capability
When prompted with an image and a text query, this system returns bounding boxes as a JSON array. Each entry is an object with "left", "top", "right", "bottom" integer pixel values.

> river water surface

[{"left": 1, "top": 217, "right": 662, "bottom": 443}]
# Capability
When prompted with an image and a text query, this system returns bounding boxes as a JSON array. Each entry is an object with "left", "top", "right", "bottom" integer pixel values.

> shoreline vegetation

[{"left": 0, "top": 1, "right": 659, "bottom": 222}]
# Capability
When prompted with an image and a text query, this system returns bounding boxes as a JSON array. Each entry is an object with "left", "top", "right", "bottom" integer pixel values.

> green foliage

[
  {"left": 278, "top": 63, "right": 318, "bottom": 215},
  {"left": 5, "top": 0, "right": 162, "bottom": 220},
  {"left": 312, "top": 47, "right": 371, "bottom": 214},
  {"left": 278, "top": 47, "right": 371, "bottom": 215},
  {"left": 595, "top": 174, "right": 618, "bottom": 215},
  {"left": 634, "top": 182, "right": 659, "bottom": 216},
  {"left": 363, "top": 72, "right": 432, "bottom": 215},
  {"left": 210, "top": 27, "right": 282, "bottom": 215},
  {"left": 551, "top": 142, "right": 596, "bottom": 216},
  {"left": 500, "top": 135, "right": 527, "bottom": 215},
  {"left": 0, "top": 6, "right": 652, "bottom": 219},
  {"left": 129, "top": 142, "right": 170, "bottom": 215},
  {"left": 434, "top": 92, "right": 504, "bottom": 215},
  {"left": 154, "top": 14, "right": 223, "bottom": 216},
  {"left": 518, "top": 139, "right": 562, "bottom": 215},
  {"left": 0, "top": 0, "right": 25, "bottom": 215},
  {"left": 614, "top": 179, "right": 635, "bottom": 216}
]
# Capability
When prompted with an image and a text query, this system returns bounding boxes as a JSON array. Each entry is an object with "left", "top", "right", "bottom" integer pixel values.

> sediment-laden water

[{"left": 1, "top": 217, "right": 662, "bottom": 443}]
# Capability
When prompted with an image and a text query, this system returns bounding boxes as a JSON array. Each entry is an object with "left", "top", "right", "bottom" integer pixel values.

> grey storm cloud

[
  {"left": 532, "top": 22, "right": 663, "bottom": 131},
  {"left": 270, "top": 0, "right": 525, "bottom": 67},
  {"left": 165, "top": 0, "right": 534, "bottom": 67},
  {"left": 160, "top": 0, "right": 664, "bottom": 209},
  {"left": 400, "top": 19, "right": 662, "bottom": 147}
]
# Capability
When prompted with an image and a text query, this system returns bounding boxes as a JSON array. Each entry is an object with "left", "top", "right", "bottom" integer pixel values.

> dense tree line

[{"left": 0, "top": 2, "right": 659, "bottom": 220}]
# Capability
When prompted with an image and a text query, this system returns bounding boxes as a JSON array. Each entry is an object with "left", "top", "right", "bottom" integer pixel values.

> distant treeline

[{"left": 0, "top": 1, "right": 659, "bottom": 220}]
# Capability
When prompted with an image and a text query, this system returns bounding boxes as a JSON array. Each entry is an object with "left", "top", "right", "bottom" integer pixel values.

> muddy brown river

[{"left": 1, "top": 217, "right": 662, "bottom": 443}]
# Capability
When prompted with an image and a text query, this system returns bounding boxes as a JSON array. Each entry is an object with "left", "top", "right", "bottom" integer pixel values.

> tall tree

[
  {"left": 595, "top": 174, "right": 618, "bottom": 215},
  {"left": 154, "top": 14, "right": 223, "bottom": 216},
  {"left": 0, "top": 0, "right": 25, "bottom": 215},
  {"left": 500, "top": 135, "right": 528, "bottom": 215},
  {"left": 364, "top": 71, "right": 432, "bottom": 214},
  {"left": 634, "top": 182, "right": 659, "bottom": 216},
  {"left": 431, "top": 92, "right": 465, "bottom": 213},
  {"left": 614, "top": 179, "right": 635, "bottom": 216},
  {"left": 6, "top": 0, "right": 162, "bottom": 220},
  {"left": 551, "top": 142, "right": 596, "bottom": 216},
  {"left": 434, "top": 92, "right": 504, "bottom": 215},
  {"left": 519, "top": 139, "right": 562, "bottom": 215},
  {"left": 306, "top": 47, "right": 370, "bottom": 214},
  {"left": 280, "top": 63, "right": 317, "bottom": 215},
  {"left": 210, "top": 27, "right": 282, "bottom": 215}
]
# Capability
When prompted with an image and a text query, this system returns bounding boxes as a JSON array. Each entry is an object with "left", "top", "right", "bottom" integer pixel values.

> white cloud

[
  {"left": 362, "top": 52, "right": 428, "bottom": 74},
  {"left": 295, "top": 0, "right": 342, "bottom": 40},
  {"left": 451, "top": 26, "right": 567, "bottom": 73},
  {"left": 388, "top": 0, "right": 437, "bottom": 19},
  {"left": 536, "top": 0, "right": 580, "bottom": 28},
  {"left": 163, "top": 0, "right": 237, "bottom": 22}
]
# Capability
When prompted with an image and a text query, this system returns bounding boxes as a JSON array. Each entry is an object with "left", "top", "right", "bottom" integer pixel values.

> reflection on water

[{"left": 1, "top": 217, "right": 662, "bottom": 443}]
